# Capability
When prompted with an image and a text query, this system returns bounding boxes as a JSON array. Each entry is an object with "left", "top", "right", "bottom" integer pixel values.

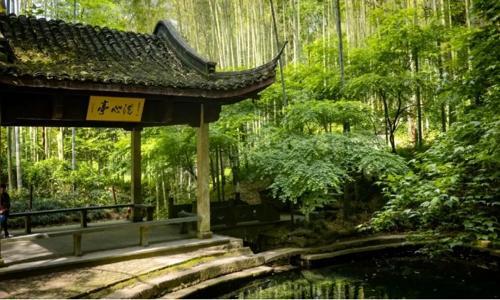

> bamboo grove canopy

[{"left": 0, "top": 13, "right": 280, "bottom": 128}]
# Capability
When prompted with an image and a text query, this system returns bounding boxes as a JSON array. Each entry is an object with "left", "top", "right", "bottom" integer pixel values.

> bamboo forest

[{"left": 0, "top": 0, "right": 498, "bottom": 299}]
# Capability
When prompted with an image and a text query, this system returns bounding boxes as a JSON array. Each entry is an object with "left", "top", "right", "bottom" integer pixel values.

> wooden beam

[
  {"left": 51, "top": 97, "right": 64, "bottom": 119},
  {"left": 0, "top": 94, "right": 222, "bottom": 128},
  {"left": 131, "top": 128, "right": 143, "bottom": 222},
  {"left": 196, "top": 104, "right": 212, "bottom": 238}
]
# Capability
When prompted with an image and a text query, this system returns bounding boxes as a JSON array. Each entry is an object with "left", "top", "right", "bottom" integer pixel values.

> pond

[{"left": 204, "top": 255, "right": 499, "bottom": 299}]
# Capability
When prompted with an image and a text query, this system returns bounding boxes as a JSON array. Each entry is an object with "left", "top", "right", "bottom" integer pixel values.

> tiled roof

[{"left": 0, "top": 14, "right": 278, "bottom": 98}]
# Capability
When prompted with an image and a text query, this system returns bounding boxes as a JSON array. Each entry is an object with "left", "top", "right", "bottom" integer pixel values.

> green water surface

[{"left": 218, "top": 256, "right": 499, "bottom": 299}]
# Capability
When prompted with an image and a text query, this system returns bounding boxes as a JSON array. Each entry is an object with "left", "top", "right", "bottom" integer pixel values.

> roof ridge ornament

[
  {"left": 275, "top": 41, "right": 287, "bottom": 62},
  {"left": 153, "top": 20, "right": 217, "bottom": 75}
]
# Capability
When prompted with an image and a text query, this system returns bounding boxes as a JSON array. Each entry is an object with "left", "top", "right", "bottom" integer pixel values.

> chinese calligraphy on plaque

[{"left": 87, "top": 96, "right": 145, "bottom": 122}]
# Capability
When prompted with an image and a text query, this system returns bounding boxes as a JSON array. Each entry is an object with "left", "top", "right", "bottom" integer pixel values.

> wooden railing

[
  {"left": 10, "top": 204, "right": 155, "bottom": 234},
  {"left": 3, "top": 215, "right": 198, "bottom": 257},
  {"left": 168, "top": 201, "right": 281, "bottom": 227}
]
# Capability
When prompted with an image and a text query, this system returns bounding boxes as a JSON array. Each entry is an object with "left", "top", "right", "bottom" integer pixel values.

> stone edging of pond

[
  {"left": 104, "top": 234, "right": 499, "bottom": 299},
  {"left": 107, "top": 234, "right": 416, "bottom": 298},
  {"left": 105, "top": 252, "right": 266, "bottom": 298}
]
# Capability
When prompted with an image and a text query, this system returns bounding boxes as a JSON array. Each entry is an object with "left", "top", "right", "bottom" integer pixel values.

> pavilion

[{"left": 0, "top": 14, "right": 279, "bottom": 241}]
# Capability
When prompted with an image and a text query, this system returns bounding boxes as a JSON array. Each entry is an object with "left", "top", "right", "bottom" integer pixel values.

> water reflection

[
  {"left": 220, "top": 256, "right": 499, "bottom": 299},
  {"left": 229, "top": 273, "right": 387, "bottom": 299}
]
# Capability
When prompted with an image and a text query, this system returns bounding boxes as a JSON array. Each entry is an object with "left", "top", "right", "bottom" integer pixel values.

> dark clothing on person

[{"left": 0, "top": 192, "right": 10, "bottom": 237}]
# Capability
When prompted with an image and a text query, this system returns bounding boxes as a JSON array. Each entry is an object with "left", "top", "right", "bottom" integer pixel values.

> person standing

[{"left": 0, "top": 183, "right": 11, "bottom": 238}]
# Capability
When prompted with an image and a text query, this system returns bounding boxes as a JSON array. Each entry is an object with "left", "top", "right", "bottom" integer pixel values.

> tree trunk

[
  {"left": 270, "top": 0, "right": 288, "bottom": 107},
  {"left": 29, "top": 127, "right": 33, "bottom": 162},
  {"left": 15, "top": 126, "right": 22, "bottom": 191},
  {"left": 112, "top": 185, "right": 117, "bottom": 206},
  {"left": 214, "top": 146, "right": 221, "bottom": 202},
  {"left": 442, "top": 0, "right": 456, "bottom": 127},
  {"left": 210, "top": 153, "right": 218, "bottom": 201},
  {"left": 412, "top": 0, "right": 423, "bottom": 148},
  {"left": 381, "top": 94, "right": 397, "bottom": 153},
  {"left": 34, "top": 127, "right": 39, "bottom": 161},
  {"left": 44, "top": 127, "right": 50, "bottom": 159},
  {"left": 219, "top": 147, "right": 225, "bottom": 202},
  {"left": 155, "top": 174, "right": 160, "bottom": 220},
  {"left": 229, "top": 146, "right": 241, "bottom": 202},
  {"left": 7, "top": 127, "right": 14, "bottom": 190},
  {"left": 414, "top": 50, "right": 423, "bottom": 148},
  {"left": 57, "top": 127, "right": 64, "bottom": 160},
  {"left": 71, "top": 127, "right": 76, "bottom": 170},
  {"left": 334, "top": 0, "right": 350, "bottom": 133},
  {"left": 436, "top": 35, "right": 447, "bottom": 132},
  {"left": 161, "top": 170, "right": 168, "bottom": 211}
]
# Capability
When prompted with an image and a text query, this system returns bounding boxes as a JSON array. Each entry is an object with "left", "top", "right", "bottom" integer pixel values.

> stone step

[
  {"left": 0, "top": 235, "right": 239, "bottom": 278},
  {"left": 77, "top": 246, "right": 231, "bottom": 299},
  {"left": 256, "top": 247, "right": 304, "bottom": 264},
  {"left": 105, "top": 253, "right": 265, "bottom": 298},
  {"left": 308, "top": 234, "right": 408, "bottom": 254},
  {"left": 161, "top": 265, "right": 273, "bottom": 299},
  {"left": 301, "top": 241, "right": 424, "bottom": 268},
  {"left": 0, "top": 245, "right": 235, "bottom": 299},
  {"left": 254, "top": 235, "right": 410, "bottom": 265}
]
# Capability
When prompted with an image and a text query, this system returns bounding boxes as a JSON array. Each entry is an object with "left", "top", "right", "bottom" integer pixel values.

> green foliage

[
  {"left": 2, "top": 0, "right": 496, "bottom": 243},
  {"left": 367, "top": 1, "right": 500, "bottom": 247},
  {"left": 25, "top": 158, "right": 71, "bottom": 194},
  {"left": 368, "top": 111, "right": 499, "bottom": 244},
  {"left": 252, "top": 133, "right": 345, "bottom": 217},
  {"left": 24, "top": 157, "right": 114, "bottom": 205},
  {"left": 252, "top": 130, "right": 407, "bottom": 218},
  {"left": 283, "top": 100, "right": 373, "bottom": 134},
  {"left": 462, "top": 1, "right": 500, "bottom": 105},
  {"left": 140, "top": 126, "right": 197, "bottom": 204},
  {"left": 30, "top": 0, "right": 128, "bottom": 30},
  {"left": 153, "top": 126, "right": 196, "bottom": 174},
  {"left": 9, "top": 194, "right": 121, "bottom": 228}
]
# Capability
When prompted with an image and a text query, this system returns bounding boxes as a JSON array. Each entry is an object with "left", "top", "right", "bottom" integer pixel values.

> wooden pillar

[
  {"left": 131, "top": 128, "right": 143, "bottom": 222},
  {"left": 196, "top": 104, "right": 212, "bottom": 239}
]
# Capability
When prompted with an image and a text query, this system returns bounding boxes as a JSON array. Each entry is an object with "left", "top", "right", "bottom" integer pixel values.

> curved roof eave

[
  {"left": 0, "top": 74, "right": 276, "bottom": 101},
  {"left": 153, "top": 20, "right": 217, "bottom": 75},
  {"left": 0, "top": 14, "right": 281, "bottom": 103}
]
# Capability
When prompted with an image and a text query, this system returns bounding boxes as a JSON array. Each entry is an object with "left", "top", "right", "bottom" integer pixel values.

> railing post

[
  {"left": 168, "top": 197, "right": 174, "bottom": 218},
  {"left": 26, "top": 185, "right": 33, "bottom": 234},
  {"left": 146, "top": 206, "right": 154, "bottom": 221},
  {"left": 25, "top": 215, "right": 31, "bottom": 234},
  {"left": 73, "top": 233, "right": 82, "bottom": 256},
  {"left": 80, "top": 209, "right": 88, "bottom": 228},
  {"left": 139, "top": 225, "right": 150, "bottom": 246},
  {"left": 29, "top": 185, "right": 33, "bottom": 209}
]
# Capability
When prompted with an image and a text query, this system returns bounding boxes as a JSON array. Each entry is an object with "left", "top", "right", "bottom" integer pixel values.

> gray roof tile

[{"left": 0, "top": 14, "right": 278, "bottom": 98}]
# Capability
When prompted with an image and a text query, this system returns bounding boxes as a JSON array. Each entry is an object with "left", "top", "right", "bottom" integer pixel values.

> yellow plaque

[{"left": 87, "top": 96, "right": 145, "bottom": 122}]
